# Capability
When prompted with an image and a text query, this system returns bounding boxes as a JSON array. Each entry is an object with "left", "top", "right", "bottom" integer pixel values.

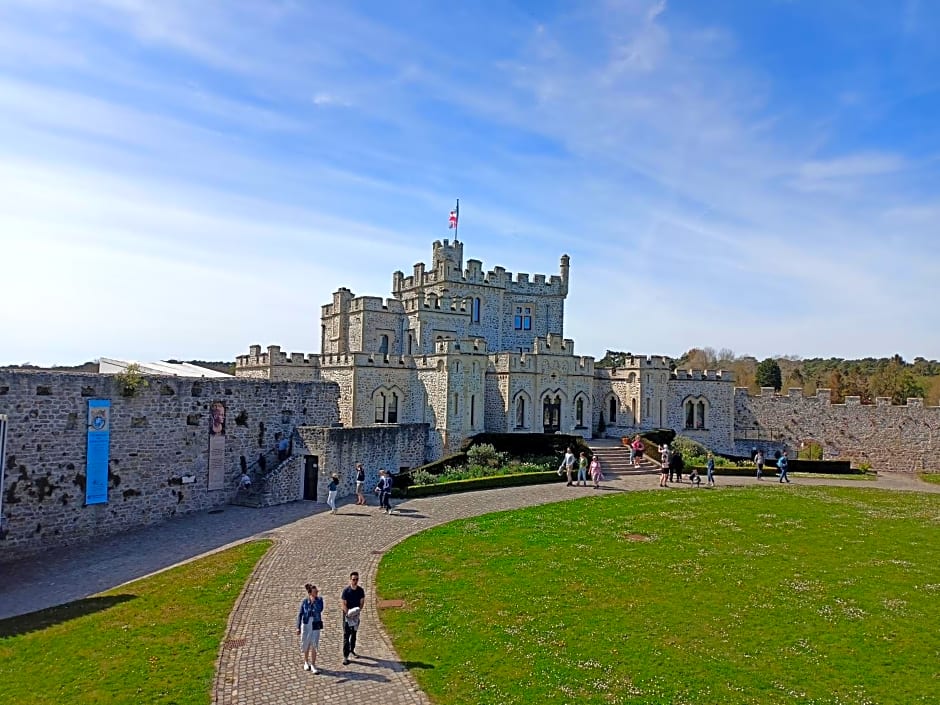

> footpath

[{"left": 1, "top": 462, "right": 936, "bottom": 705}]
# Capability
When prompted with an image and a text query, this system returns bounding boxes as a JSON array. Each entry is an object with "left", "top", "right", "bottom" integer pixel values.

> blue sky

[{"left": 1, "top": 0, "right": 938, "bottom": 366}]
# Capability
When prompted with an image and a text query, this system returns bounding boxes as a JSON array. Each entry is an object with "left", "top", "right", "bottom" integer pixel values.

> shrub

[
  {"left": 410, "top": 469, "right": 438, "bottom": 487},
  {"left": 467, "top": 443, "right": 505, "bottom": 468}
]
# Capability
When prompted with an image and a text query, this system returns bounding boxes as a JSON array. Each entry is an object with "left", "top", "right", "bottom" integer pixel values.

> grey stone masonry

[
  {"left": 735, "top": 387, "right": 940, "bottom": 471},
  {"left": 0, "top": 370, "right": 340, "bottom": 561}
]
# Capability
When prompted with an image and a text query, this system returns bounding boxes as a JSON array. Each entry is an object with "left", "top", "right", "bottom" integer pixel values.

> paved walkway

[{"left": 2, "top": 469, "right": 937, "bottom": 705}]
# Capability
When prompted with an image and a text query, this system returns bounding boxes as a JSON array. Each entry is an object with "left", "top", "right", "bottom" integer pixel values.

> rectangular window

[
  {"left": 514, "top": 306, "right": 523, "bottom": 330},
  {"left": 374, "top": 394, "right": 385, "bottom": 423},
  {"left": 470, "top": 395, "right": 475, "bottom": 426},
  {"left": 523, "top": 306, "right": 532, "bottom": 330},
  {"left": 388, "top": 393, "right": 398, "bottom": 423}
]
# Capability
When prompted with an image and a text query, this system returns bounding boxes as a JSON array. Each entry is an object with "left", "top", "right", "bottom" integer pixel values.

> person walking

[
  {"left": 589, "top": 454, "right": 604, "bottom": 489},
  {"left": 706, "top": 452, "right": 716, "bottom": 487},
  {"left": 558, "top": 446, "right": 577, "bottom": 486},
  {"left": 327, "top": 474, "right": 339, "bottom": 514},
  {"left": 777, "top": 450, "right": 791, "bottom": 483},
  {"left": 376, "top": 469, "right": 393, "bottom": 513},
  {"left": 296, "top": 583, "right": 324, "bottom": 674},
  {"left": 577, "top": 451, "right": 589, "bottom": 487},
  {"left": 341, "top": 572, "right": 365, "bottom": 665},
  {"left": 754, "top": 450, "right": 764, "bottom": 480},
  {"left": 632, "top": 437, "right": 644, "bottom": 467},
  {"left": 628, "top": 440, "right": 635, "bottom": 467},
  {"left": 355, "top": 463, "right": 366, "bottom": 505}
]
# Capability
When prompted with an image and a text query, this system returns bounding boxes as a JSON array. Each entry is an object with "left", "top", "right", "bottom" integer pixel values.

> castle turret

[
  {"left": 560, "top": 254, "right": 570, "bottom": 295},
  {"left": 432, "top": 239, "right": 464, "bottom": 276}
]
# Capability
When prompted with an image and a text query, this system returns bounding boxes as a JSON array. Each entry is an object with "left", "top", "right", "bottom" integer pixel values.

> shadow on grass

[{"left": 0, "top": 593, "right": 137, "bottom": 638}]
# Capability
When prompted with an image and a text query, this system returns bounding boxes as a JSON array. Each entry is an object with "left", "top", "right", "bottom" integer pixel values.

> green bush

[{"left": 467, "top": 443, "right": 506, "bottom": 468}]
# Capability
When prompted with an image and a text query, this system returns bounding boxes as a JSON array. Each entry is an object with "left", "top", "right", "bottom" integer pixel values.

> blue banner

[{"left": 86, "top": 399, "right": 111, "bottom": 505}]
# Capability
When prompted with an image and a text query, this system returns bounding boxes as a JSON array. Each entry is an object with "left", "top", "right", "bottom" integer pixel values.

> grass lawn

[
  {"left": 918, "top": 472, "right": 940, "bottom": 485},
  {"left": 376, "top": 487, "right": 939, "bottom": 705},
  {"left": 0, "top": 540, "right": 270, "bottom": 705}
]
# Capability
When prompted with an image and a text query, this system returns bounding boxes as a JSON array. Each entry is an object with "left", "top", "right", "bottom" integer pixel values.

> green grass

[
  {"left": 918, "top": 472, "right": 940, "bottom": 485},
  {"left": 0, "top": 540, "right": 271, "bottom": 705},
  {"left": 788, "top": 472, "right": 876, "bottom": 481},
  {"left": 376, "top": 487, "right": 939, "bottom": 705}
]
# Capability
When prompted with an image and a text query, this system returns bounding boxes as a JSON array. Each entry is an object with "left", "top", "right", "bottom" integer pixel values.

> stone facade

[
  {"left": 0, "top": 371, "right": 340, "bottom": 559},
  {"left": 734, "top": 388, "right": 940, "bottom": 472},
  {"left": 236, "top": 238, "right": 940, "bottom": 471}
]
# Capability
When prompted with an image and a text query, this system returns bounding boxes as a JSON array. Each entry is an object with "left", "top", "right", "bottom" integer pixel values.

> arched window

[
  {"left": 683, "top": 396, "right": 709, "bottom": 429},
  {"left": 374, "top": 392, "right": 386, "bottom": 423},
  {"left": 388, "top": 393, "right": 399, "bottom": 423},
  {"left": 576, "top": 397, "right": 584, "bottom": 427},
  {"left": 516, "top": 397, "right": 526, "bottom": 428},
  {"left": 379, "top": 334, "right": 389, "bottom": 354},
  {"left": 609, "top": 397, "right": 617, "bottom": 424}
]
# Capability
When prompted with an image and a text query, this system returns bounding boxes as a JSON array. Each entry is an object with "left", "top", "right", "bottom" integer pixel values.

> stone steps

[{"left": 589, "top": 444, "right": 660, "bottom": 475}]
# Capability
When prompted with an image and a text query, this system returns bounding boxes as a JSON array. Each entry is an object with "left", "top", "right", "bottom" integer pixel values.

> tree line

[{"left": 597, "top": 349, "right": 940, "bottom": 406}]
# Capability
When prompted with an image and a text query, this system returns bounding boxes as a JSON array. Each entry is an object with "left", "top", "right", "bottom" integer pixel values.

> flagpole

[{"left": 455, "top": 198, "right": 459, "bottom": 241}]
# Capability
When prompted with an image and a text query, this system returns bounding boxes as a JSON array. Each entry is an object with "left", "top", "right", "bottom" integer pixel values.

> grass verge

[
  {"left": 377, "top": 487, "right": 939, "bottom": 705},
  {"left": 0, "top": 539, "right": 271, "bottom": 705},
  {"left": 918, "top": 472, "right": 940, "bottom": 485}
]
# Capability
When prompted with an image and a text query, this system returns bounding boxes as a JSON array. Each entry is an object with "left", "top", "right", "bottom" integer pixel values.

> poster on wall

[
  {"left": 85, "top": 399, "right": 111, "bottom": 505},
  {"left": 207, "top": 400, "right": 226, "bottom": 490}
]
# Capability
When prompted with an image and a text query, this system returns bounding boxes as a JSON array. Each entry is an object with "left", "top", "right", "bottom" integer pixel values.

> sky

[{"left": 1, "top": 0, "right": 938, "bottom": 367}]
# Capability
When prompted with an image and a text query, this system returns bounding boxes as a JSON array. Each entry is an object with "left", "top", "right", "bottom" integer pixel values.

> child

[
  {"left": 589, "top": 455, "right": 604, "bottom": 488},
  {"left": 688, "top": 466, "right": 701, "bottom": 487}
]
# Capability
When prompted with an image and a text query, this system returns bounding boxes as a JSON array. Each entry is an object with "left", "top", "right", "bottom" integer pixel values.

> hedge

[{"left": 394, "top": 470, "right": 562, "bottom": 498}]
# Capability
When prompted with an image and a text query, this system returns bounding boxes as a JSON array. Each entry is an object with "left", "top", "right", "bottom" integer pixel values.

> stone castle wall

[
  {"left": 0, "top": 371, "right": 339, "bottom": 561},
  {"left": 295, "top": 424, "right": 428, "bottom": 499},
  {"left": 736, "top": 388, "right": 940, "bottom": 471}
]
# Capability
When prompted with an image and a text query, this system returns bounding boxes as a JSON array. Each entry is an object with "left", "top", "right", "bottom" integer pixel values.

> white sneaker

[
  {"left": 303, "top": 662, "right": 310, "bottom": 671},
  {"left": 310, "top": 666, "right": 319, "bottom": 674}
]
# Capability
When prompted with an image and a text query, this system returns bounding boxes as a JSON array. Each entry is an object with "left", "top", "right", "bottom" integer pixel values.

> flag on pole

[{"left": 449, "top": 204, "right": 459, "bottom": 229}]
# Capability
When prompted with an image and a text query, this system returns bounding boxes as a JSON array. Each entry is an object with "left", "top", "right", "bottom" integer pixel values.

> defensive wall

[
  {"left": 0, "top": 370, "right": 339, "bottom": 561},
  {"left": 735, "top": 387, "right": 940, "bottom": 471}
]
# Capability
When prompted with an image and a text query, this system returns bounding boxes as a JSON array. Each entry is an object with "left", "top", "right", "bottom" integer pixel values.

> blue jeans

[
  {"left": 577, "top": 468, "right": 587, "bottom": 483},
  {"left": 778, "top": 465, "right": 789, "bottom": 482}
]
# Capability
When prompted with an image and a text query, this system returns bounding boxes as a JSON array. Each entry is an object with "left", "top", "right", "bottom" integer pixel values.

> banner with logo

[
  {"left": 207, "top": 400, "right": 226, "bottom": 490},
  {"left": 85, "top": 399, "right": 111, "bottom": 505}
]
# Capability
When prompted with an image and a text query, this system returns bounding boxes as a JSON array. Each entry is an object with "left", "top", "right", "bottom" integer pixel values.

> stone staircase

[{"left": 588, "top": 440, "right": 660, "bottom": 476}]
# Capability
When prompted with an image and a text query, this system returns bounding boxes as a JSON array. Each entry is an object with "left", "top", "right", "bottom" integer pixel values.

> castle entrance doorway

[
  {"left": 542, "top": 397, "right": 560, "bottom": 434},
  {"left": 303, "top": 455, "right": 318, "bottom": 501}
]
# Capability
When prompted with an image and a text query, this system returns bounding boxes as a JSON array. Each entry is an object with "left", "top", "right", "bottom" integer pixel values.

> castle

[
  {"left": 2, "top": 238, "right": 938, "bottom": 561},
  {"left": 235, "top": 239, "right": 738, "bottom": 458}
]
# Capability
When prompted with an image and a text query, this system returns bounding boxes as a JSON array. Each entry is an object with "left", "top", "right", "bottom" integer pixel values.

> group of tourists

[
  {"left": 295, "top": 571, "right": 366, "bottom": 674},
  {"left": 325, "top": 462, "right": 395, "bottom": 515},
  {"left": 558, "top": 446, "right": 605, "bottom": 488}
]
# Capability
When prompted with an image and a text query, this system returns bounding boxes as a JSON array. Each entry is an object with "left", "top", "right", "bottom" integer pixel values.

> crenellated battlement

[
  {"left": 672, "top": 369, "right": 735, "bottom": 382},
  {"left": 348, "top": 296, "right": 405, "bottom": 314},
  {"left": 734, "top": 386, "right": 933, "bottom": 408},
  {"left": 320, "top": 352, "right": 417, "bottom": 368},
  {"left": 432, "top": 338, "right": 489, "bottom": 355},
  {"left": 236, "top": 344, "right": 319, "bottom": 369},
  {"left": 533, "top": 334, "right": 574, "bottom": 355}
]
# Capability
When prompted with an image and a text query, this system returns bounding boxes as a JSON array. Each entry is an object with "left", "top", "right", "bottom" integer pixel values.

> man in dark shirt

[{"left": 341, "top": 571, "right": 365, "bottom": 664}]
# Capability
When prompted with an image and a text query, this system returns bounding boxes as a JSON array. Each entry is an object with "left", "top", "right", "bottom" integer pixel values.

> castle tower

[{"left": 432, "top": 239, "right": 464, "bottom": 277}]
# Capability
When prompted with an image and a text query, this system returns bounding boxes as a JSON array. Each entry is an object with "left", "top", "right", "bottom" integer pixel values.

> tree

[{"left": 755, "top": 358, "right": 782, "bottom": 391}]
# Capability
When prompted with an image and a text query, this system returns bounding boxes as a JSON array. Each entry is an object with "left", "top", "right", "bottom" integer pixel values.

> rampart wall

[
  {"left": 0, "top": 371, "right": 339, "bottom": 561},
  {"left": 736, "top": 388, "right": 940, "bottom": 471}
]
